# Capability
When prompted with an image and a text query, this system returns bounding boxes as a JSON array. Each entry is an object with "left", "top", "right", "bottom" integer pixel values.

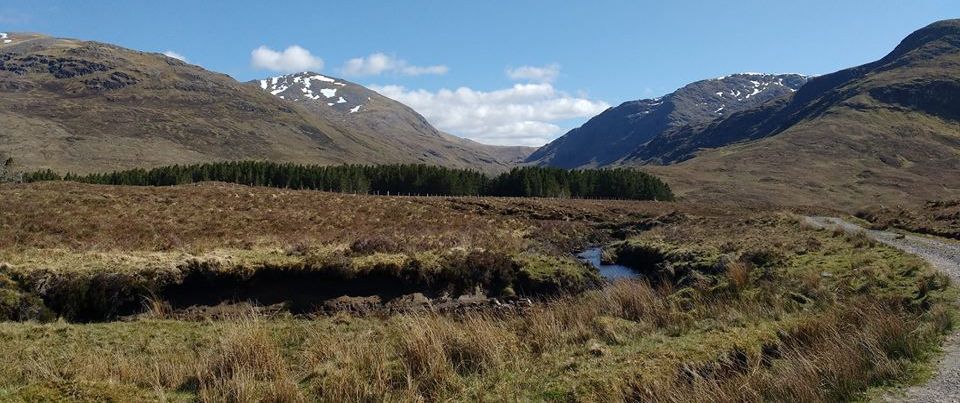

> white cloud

[
  {"left": 370, "top": 83, "right": 609, "bottom": 146},
  {"left": 506, "top": 64, "right": 561, "bottom": 83},
  {"left": 398, "top": 64, "right": 450, "bottom": 76},
  {"left": 341, "top": 53, "right": 448, "bottom": 77},
  {"left": 250, "top": 45, "right": 324, "bottom": 73},
  {"left": 162, "top": 50, "right": 188, "bottom": 62},
  {"left": 342, "top": 53, "right": 393, "bottom": 76}
]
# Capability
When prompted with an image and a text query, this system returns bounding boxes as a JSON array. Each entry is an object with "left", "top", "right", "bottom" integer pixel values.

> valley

[
  {"left": 0, "top": 182, "right": 952, "bottom": 401},
  {"left": 530, "top": 20, "right": 960, "bottom": 209},
  {"left": 1, "top": 9, "right": 960, "bottom": 403}
]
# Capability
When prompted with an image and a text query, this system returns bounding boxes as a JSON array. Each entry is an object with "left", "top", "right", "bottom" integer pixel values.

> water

[{"left": 577, "top": 247, "right": 640, "bottom": 280}]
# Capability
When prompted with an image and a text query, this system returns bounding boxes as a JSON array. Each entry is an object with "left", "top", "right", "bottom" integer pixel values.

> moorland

[
  {"left": 3, "top": 16, "right": 960, "bottom": 403},
  {"left": 0, "top": 181, "right": 953, "bottom": 401}
]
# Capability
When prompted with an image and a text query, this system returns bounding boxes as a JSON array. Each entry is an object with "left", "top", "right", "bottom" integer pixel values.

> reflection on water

[{"left": 577, "top": 247, "right": 640, "bottom": 280}]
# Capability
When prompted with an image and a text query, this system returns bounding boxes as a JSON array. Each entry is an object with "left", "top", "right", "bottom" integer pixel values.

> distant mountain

[
  {"left": 644, "top": 19, "right": 960, "bottom": 207},
  {"left": 0, "top": 33, "right": 529, "bottom": 175},
  {"left": 437, "top": 132, "right": 535, "bottom": 165},
  {"left": 0, "top": 33, "right": 367, "bottom": 174},
  {"left": 525, "top": 73, "right": 807, "bottom": 168},
  {"left": 252, "top": 72, "right": 534, "bottom": 173}
]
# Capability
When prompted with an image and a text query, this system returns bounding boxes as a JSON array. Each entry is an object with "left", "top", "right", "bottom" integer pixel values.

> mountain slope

[
  {"left": 0, "top": 33, "right": 379, "bottom": 174},
  {"left": 525, "top": 73, "right": 807, "bottom": 168},
  {"left": 253, "top": 72, "right": 534, "bottom": 173},
  {"left": 438, "top": 132, "right": 534, "bottom": 165},
  {"left": 645, "top": 19, "right": 960, "bottom": 207},
  {"left": 0, "top": 33, "right": 529, "bottom": 175}
]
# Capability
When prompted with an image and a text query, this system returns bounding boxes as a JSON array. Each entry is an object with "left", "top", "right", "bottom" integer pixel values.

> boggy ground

[
  {"left": 0, "top": 181, "right": 691, "bottom": 321},
  {"left": 857, "top": 200, "right": 960, "bottom": 241},
  {"left": 0, "top": 182, "right": 955, "bottom": 402}
]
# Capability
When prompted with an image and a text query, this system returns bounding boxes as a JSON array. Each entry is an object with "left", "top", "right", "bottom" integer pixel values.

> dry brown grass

[
  {"left": 0, "top": 181, "right": 695, "bottom": 254},
  {"left": 0, "top": 182, "right": 707, "bottom": 321},
  {"left": 0, "top": 273, "right": 950, "bottom": 401},
  {"left": 304, "top": 329, "right": 401, "bottom": 402},
  {"left": 726, "top": 260, "right": 751, "bottom": 290},
  {"left": 194, "top": 312, "right": 304, "bottom": 403},
  {"left": 628, "top": 301, "right": 947, "bottom": 403},
  {"left": 858, "top": 200, "right": 960, "bottom": 240},
  {"left": 0, "top": 183, "right": 953, "bottom": 401}
]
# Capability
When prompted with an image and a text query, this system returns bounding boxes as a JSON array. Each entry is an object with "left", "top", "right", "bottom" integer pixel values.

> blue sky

[{"left": 2, "top": 1, "right": 959, "bottom": 146}]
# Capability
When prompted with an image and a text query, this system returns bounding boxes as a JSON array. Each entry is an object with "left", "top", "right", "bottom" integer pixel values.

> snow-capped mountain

[
  {"left": 0, "top": 32, "right": 531, "bottom": 175},
  {"left": 525, "top": 73, "right": 807, "bottom": 168},
  {"left": 636, "top": 19, "right": 960, "bottom": 207},
  {"left": 252, "top": 71, "right": 533, "bottom": 172},
  {"left": 256, "top": 72, "right": 368, "bottom": 114},
  {"left": 690, "top": 73, "right": 808, "bottom": 117}
]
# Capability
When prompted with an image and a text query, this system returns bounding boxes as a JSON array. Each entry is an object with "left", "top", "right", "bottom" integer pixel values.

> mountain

[
  {"left": 437, "top": 132, "right": 534, "bottom": 165},
  {"left": 525, "top": 73, "right": 807, "bottom": 168},
  {"left": 257, "top": 72, "right": 538, "bottom": 164},
  {"left": 0, "top": 33, "right": 363, "bottom": 174},
  {"left": 643, "top": 19, "right": 960, "bottom": 207},
  {"left": 0, "top": 33, "right": 529, "bottom": 175},
  {"left": 252, "top": 72, "right": 533, "bottom": 172}
]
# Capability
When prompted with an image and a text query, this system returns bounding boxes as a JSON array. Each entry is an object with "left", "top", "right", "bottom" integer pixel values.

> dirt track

[{"left": 805, "top": 217, "right": 960, "bottom": 403}]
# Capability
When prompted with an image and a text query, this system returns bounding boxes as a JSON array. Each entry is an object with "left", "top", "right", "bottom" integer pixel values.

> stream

[{"left": 577, "top": 247, "right": 640, "bottom": 280}]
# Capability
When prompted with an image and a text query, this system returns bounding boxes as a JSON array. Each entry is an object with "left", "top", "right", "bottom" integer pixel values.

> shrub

[
  {"left": 844, "top": 231, "right": 876, "bottom": 248},
  {"left": 609, "top": 241, "right": 721, "bottom": 284},
  {"left": 0, "top": 272, "right": 53, "bottom": 321},
  {"left": 349, "top": 235, "right": 402, "bottom": 255},
  {"left": 741, "top": 247, "right": 785, "bottom": 268},
  {"left": 443, "top": 251, "right": 519, "bottom": 295}
]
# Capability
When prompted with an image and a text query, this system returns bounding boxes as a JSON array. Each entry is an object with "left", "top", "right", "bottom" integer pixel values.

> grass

[
  {"left": 857, "top": 200, "right": 960, "bottom": 240},
  {"left": 0, "top": 182, "right": 955, "bottom": 401},
  {"left": 1, "top": 182, "right": 676, "bottom": 320},
  {"left": 0, "top": 181, "right": 682, "bottom": 253},
  {"left": 0, "top": 278, "right": 948, "bottom": 401}
]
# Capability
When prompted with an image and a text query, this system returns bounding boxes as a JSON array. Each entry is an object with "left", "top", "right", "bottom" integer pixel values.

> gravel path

[{"left": 805, "top": 217, "right": 960, "bottom": 403}]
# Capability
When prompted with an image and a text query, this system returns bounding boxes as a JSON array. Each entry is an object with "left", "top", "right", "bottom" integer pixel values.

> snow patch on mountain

[
  {"left": 708, "top": 73, "right": 807, "bottom": 104},
  {"left": 257, "top": 71, "right": 367, "bottom": 113}
]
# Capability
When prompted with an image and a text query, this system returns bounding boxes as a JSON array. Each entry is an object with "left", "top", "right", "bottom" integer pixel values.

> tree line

[{"left": 22, "top": 161, "right": 674, "bottom": 201}]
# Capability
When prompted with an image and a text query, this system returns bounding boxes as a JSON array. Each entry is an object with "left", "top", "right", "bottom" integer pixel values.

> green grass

[
  {"left": 0, "top": 184, "right": 954, "bottom": 401},
  {"left": 0, "top": 211, "right": 952, "bottom": 401}
]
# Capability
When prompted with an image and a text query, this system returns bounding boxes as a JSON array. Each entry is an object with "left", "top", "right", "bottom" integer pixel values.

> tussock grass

[
  {"left": 858, "top": 200, "right": 960, "bottom": 240},
  {"left": 629, "top": 300, "right": 947, "bottom": 402},
  {"left": 0, "top": 184, "right": 954, "bottom": 401},
  {"left": 0, "top": 181, "right": 680, "bottom": 254},
  {"left": 0, "top": 275, "right": 950, "bottom": 401},
  {"left": 193, "top": 312, "right": 304, "bottom": 403}
]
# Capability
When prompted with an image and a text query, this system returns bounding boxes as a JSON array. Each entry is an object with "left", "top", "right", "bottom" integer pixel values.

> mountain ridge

[
  {"left": 640, "top": 19, "right": 960, "bottom": 207},
  {"left": 0, "top": 33, "right": 530, "bottom": 175},
  {"left": 525, "top": 73, "right": 807, "bottom": 168},
  {"left": 627, "top": 20, "right": 960, "bottom": 165},
  {"left": 251, "top": 71, "right": 533, "bottom": 173}
]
